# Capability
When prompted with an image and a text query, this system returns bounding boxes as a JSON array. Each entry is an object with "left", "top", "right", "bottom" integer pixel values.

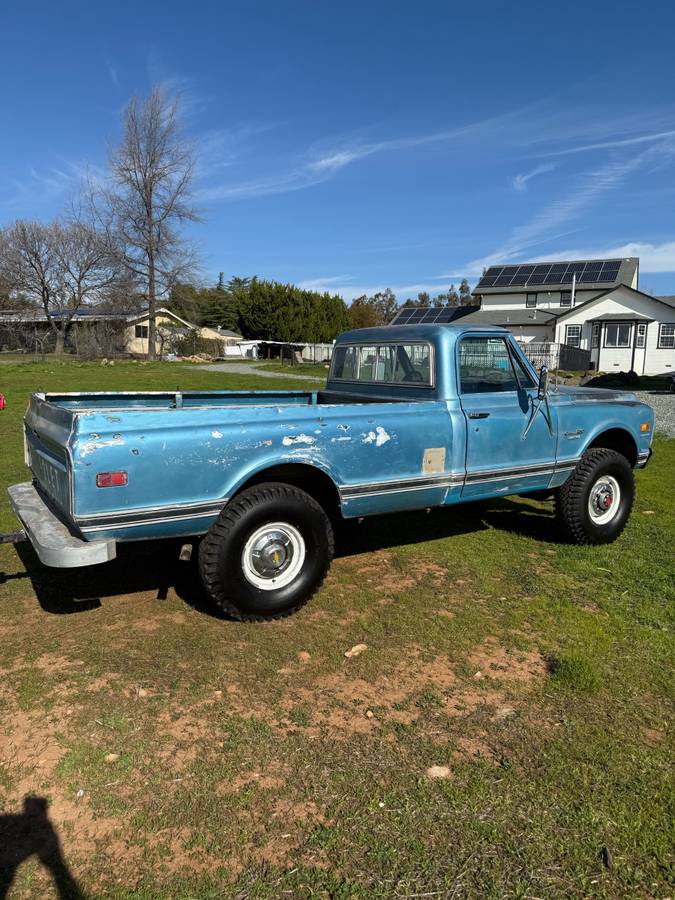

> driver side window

[{"left": 459, "top": 337, "right": 520, "bottom": 394}]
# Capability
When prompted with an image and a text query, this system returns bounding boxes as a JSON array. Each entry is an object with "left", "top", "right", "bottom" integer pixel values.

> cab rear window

[{"left": 331, "top": 343, "right": 432, "bottom": 385}]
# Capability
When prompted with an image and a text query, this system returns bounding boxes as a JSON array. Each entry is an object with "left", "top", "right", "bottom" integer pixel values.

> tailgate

[{"left": 24, "top": 394, "right": 75, "bottom": 515}]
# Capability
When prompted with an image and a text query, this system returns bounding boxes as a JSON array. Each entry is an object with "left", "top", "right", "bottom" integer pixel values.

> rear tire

[
  {"left": 198, "top": 482, "right": 334, "bottom": 621},
  {"left": 555, "top": 448, "right": 634, "bottom": 545}
]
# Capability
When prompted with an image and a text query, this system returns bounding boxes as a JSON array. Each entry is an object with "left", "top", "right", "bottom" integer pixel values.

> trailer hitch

[{"left": 0, "top": 529, "right": 27, "bottom": 545}]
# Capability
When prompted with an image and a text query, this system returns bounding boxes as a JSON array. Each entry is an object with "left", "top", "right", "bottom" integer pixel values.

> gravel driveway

[
  {"left": 197, "top": 361, "right": 324, "bottom": 381},
  {"left": 635, "top": 391, "right": 675, "bottom": 437}
]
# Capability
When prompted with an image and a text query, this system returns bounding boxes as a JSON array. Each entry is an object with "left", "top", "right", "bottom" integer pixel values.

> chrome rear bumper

[{"left": 8, "top": 482, "right": 116, "bottom": 568}]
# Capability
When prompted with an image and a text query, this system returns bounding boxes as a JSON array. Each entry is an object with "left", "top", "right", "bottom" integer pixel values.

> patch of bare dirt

[
  {"left": 147, "top": 826, "right": 231, "bottom": 878},
  {"left": 34, "top": 654, "right": 84, "bottom": 673},
  {"left": 350, "top": 550, "right": 418, "bottom": 592},
  {"left": 468, "top": 637, "right": 546, "bottom": 682},
  {"left": 280, "top": 652, "right": 496, "bottom": 737},
  {"left": 221, "top": 761, "right": 291, "bottom": 794},
  {"left": 1, "top": 706, "right": 70, "bottom": 796},
  {"left": 642, "top": 727, "right": 665, "bottom": 746},
  {"left": 415, "top": 561, "right": 448, "bottom": 581},
  {"left": 453, "top": 732, "right": 497, "bottom": 764},
  {"left": 85, "top": 674, "right": 121, "bottom": 693},
  {"left": 445, "top": 685, "right": 503, "bottom": 718}
]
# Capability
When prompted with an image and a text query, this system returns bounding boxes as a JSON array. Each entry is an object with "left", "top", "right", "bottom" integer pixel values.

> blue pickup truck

[{"left": 6, "top": 323, "right": 654, "bottom": 620}]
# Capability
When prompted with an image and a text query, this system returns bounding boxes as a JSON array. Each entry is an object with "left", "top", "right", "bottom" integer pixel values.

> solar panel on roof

[
  {"left": 389, "top": 305, "right": 474, "bottom": 326},
  {"left": 474, "top": 257, "right": 626, "bottom": 291}
]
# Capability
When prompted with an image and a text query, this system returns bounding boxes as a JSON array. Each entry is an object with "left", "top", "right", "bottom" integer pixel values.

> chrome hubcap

[
  {"left": 242, "top": 522, "right": 306, "bottom": 590},
  {"left": 250, "top": 531, "right": 292, "bottom": 578},
  {"left": 588, "top": 475, "right": 621, "bottom": 525}
]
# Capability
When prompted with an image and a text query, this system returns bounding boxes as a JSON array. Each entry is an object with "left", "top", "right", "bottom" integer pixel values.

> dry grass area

[{"left": 0, "top": 358, "right": 673, "bottom": 898}]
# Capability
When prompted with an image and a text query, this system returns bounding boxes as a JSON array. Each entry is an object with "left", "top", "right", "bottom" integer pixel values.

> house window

[
  {"left": 604, "top": 323, "right": 632, "bottom": 348},
  {"left": 658, "top": 323, "right": 675, "bottom": 349},
  {"left": 565, "top": 325, "right": 581, "bottom": 348},
  {"left": 591, "top": 322, "right": 600, "bottom": 349},
  {"left": 135, "top": 325, "right": 149, "bottom": 339},
  {"left": 560, "top": 291, "right": 572, "bottom": 307},
  {"left": 525, "top": 293, "right": 537, "bottom": 308},
  {"left": 636, "top": 323, "right": 647, "bottom": 348}
]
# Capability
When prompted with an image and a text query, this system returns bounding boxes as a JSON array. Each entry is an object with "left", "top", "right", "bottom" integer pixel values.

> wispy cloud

[
  {"left": 534, "top": 128, "right": 675, "bottom": 158},
  {"left": 512, "top": 162, "right": 556, "bottom": 191},
  {"left": 106, "top": 61, "right": 119, "bottom": 86},
  {"left": 196, "top": 101, "right": 675, "bottom": 205},
  {"left": 296, "top": 276, "right": 453, "bottom": 302},
  {"left": 528, "top": 240, "right": 675, "bottom": 273},
  {"left": 2, "top": 160, "right": 104, "bottom": 210},
  {"left": 196, "top": 104, "right": 546, "bottom": 202},
  {"left": 462, "top": 136, "right": 675, "bottom": 275}
]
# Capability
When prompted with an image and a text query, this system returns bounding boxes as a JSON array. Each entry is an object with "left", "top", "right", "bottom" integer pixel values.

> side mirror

[{"left": 538, "top": 365, "right": 549, "bottom": 400}]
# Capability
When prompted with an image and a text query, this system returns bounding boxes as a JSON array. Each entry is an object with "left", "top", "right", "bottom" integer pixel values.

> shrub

[{"left": 548, "top": 651, "right": 601, "bottom": 694}]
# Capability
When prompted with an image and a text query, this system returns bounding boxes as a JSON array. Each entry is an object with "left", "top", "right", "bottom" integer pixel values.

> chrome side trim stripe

[
  {"left": 77, "top": 499, "right": 228, "bottom": 531},
  {"left": 340, "top": 458, "right": 583, "bottom": 501},
  {"left": 340, "top": 473, "right": 463, "bottom": 500}
]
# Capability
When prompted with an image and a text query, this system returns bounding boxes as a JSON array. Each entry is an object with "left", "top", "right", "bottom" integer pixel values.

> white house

[{"left": 465, "top": 257, "right": 675, "bottom": 375}]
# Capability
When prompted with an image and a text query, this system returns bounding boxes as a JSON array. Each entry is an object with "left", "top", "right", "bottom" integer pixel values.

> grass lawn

[{"left": 0, "top": 357, "right": 673, "bottom": 898}]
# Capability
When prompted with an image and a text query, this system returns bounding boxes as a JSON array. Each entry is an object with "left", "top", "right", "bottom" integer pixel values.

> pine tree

[
  {"left": 447, "top": 283, "right": 460, "bottom": 306},
  {"left": 459, "top": 279, "right": 473, "bottom": 306}
]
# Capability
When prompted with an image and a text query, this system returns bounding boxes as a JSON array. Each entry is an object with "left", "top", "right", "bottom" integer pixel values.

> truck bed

[{"left": 24, "top": 387, "right": 453, "bottom": 545}]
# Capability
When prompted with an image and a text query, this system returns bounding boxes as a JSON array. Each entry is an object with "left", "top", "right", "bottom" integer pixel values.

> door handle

[{"left": 468, "top": 412, "right": 490, "bottom": 419}]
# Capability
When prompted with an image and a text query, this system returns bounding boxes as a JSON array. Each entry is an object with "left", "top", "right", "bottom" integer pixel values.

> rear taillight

[{"left": 96, "top": 471, "right": 128, "bottom": 487}]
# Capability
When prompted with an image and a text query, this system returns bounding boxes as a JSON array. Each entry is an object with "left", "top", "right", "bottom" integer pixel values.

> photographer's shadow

[{"left": 0, "top": 796, "right": 87, "bottom": 899}]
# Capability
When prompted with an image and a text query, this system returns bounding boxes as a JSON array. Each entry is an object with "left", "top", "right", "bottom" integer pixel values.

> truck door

[{"left": 457, "top": 334, "right": 558, "bottom": 500}]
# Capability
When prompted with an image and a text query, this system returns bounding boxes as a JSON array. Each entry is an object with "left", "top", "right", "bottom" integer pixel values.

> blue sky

[{"left": 3, "top": 0, "right": 675, "bottom": 300}]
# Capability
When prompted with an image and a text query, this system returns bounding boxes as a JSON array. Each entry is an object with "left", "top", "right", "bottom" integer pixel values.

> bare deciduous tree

[
  {"left": 101, "top": 86, "right": 199, "bottom": 359},
  {"left": 0, "top": 220, "right": 117, "bottom": 354}
]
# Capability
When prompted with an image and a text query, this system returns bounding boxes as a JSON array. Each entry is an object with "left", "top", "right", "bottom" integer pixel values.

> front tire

[
  {"left": 198, "top": 482, "right": 334, "bottom": 621},
  {"left": 555, "top": 448, "right": 635, "bottom": 545}
]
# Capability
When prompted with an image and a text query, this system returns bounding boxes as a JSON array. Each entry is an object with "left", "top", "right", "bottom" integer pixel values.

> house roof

[
  {"left": 451, "top": 308, "right": 559, "bottom": 327},
  {"left": 657, "top": 295, "right": 675, "bottom": 308},
  {"left": 0, "top": 308, "right": 132, "bottom": 323},
  {"left": 473, "top": 257, "right": 638, "bottom": 296},
  {"left": 128, "top": 308, "right": 196, "bottom": 329},
  {"left": 588, "top": 312, "right": 653, "bottom": 322},
  {"left": 555, "top": 284, "right": 675, "bottom": 322}
]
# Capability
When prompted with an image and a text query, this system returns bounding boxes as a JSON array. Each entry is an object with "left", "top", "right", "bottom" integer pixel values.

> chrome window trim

[{"left": 455, "top": 333, "right": 533, "bottom": 396}]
